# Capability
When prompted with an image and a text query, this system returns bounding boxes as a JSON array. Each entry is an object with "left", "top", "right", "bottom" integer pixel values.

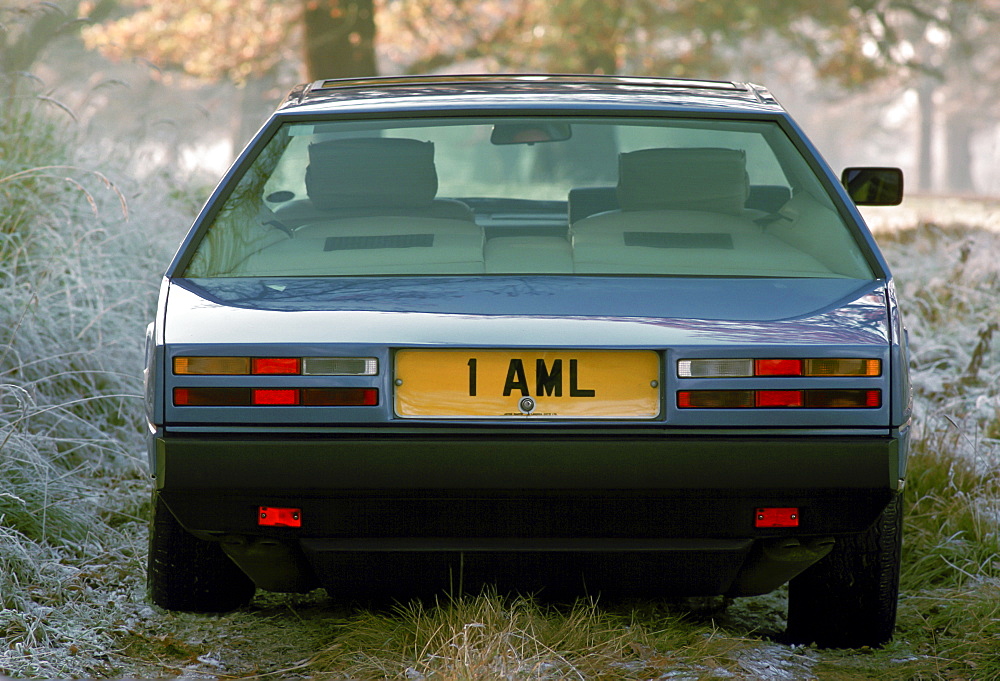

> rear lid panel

[{"left": 162, "top": 276, "right": 891, "bottom": 428}]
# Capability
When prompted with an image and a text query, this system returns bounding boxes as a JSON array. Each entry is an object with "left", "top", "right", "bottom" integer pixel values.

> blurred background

[
  {"left": 2, "top": 3, "right": 998, "bottom": 676},
  {"left": 4, "top": 0, "right": 999, "bottom": 198}
]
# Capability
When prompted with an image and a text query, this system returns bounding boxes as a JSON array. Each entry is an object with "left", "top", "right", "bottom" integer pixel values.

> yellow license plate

[{"left": 395, "top": 350, "right": 660, "bottom": 419}]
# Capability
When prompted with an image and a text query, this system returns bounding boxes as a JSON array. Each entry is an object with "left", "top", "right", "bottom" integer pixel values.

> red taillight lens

[
  {"left": 253, "top": 388, "right": 300, "bottom": 405},
  {"left": 252, "top": 358, "right": 301, "bottom": 375},
  {"left": 755, "top": 390, "right": 803, "bottom": 407},
  {"left": 754, "top": 359, "right": 803, "bottom": 376}
]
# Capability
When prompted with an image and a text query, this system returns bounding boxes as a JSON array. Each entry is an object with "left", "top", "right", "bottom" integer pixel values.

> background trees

[
  {"left": 1, "top": 0, "right": 115, "bottom": 89},
  {"left": 50, "top": 0, "right": 999, "bottom": 195}
]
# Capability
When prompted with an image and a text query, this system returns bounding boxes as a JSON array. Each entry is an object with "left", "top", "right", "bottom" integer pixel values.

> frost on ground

[{"left": 111, "top": 590, "right": 342, "bottom": 679}]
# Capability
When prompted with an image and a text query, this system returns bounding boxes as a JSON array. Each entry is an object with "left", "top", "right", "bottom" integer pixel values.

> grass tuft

[
  {"left": 314, "top": 590, "right": 750, "bottom": 679},
  {"left": 902, "top": 424, "right": 1000, "bottom": 592}
]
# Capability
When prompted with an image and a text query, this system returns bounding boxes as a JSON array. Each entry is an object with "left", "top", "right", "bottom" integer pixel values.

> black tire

[
  {"left": 147, "top": 493, "right": 256, "bottom": 612},
  {"left": 785, "top": 490, "right": 902, "bottom": 648}
]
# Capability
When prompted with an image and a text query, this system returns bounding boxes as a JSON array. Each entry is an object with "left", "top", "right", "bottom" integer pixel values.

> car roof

[{"left": 276, "top": 74, "right": 786, "bottom": 117}]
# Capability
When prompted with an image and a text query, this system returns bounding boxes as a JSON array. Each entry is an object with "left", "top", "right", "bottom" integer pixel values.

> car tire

[
  {"left": 147, "top": 493, "right": 256, "bottom": 612},
  {"left": 785, "top": 490, "right": 902, "bottom": 648}
]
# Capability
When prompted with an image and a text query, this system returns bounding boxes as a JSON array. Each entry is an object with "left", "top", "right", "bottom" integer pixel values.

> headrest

[
  {"left": 306, "top": 137, "right": 438, "bottom": 210},
  {"left": 617, "top": 147, "right": 748, "bottom": 214}
]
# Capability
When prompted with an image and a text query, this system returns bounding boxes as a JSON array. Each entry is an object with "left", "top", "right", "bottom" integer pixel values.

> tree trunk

[
  {"left": 945, "top": 110, "right": 976, "bottom": 194},
  {"left": 916, "top": 78, "right": 935, "bottom": 193},
  {"left": 2, "top": 0, "right": 118, "bottom": 96},
  {"left": 302, "top": 0, "right": 377, "bottom": 81}
]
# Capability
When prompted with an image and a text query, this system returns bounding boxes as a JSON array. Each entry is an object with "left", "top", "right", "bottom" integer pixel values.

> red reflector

[
  {"left": 258, "top": 506, "right": 301, "bottom": 528},
  {"left": 756, "top": 390, "right": 803, "bottom": 408},
  {"left": 252, "top": 357, "right": 301, "bottom": 375},
  {"left": 253, "top": 388, "right": 300, "bottom": 405},
  {"left": 755, "top": 507, "right": 799, "bottom": 528},
  {"left": 754, "top": 359, "right": 803, "bottom": 376}
]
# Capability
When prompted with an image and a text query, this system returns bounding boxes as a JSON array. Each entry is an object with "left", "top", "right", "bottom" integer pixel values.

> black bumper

[{"left": 154, "top": 429, "right": 902, "bottom": 541}]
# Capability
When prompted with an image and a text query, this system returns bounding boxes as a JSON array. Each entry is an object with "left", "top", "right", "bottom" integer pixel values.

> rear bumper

[
  {"left": 153, "top": 427, "right": 905, "bottom": 597},
  {"left": 154, "top": 428, "right": 905, "bottom": 539}
]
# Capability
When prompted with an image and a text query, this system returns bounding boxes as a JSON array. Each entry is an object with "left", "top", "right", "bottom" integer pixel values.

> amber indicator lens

[
  {"left": 173, "top": 357, "right": 250, "bottom": 375},
  {"left": 804, "top": 358, "right": 881, "bottom": 377}
]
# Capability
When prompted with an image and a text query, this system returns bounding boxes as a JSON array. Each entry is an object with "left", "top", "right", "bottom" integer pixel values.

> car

[{"left": 143, "top": 74, "right": 910, "bottom": 648}]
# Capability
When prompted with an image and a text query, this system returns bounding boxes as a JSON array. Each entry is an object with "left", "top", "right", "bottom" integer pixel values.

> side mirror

[{"left": 841, "top": 167, "right": 904, "bottom": 206}]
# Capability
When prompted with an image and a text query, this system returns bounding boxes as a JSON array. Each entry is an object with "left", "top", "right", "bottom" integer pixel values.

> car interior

[{"left": 182, "top": 119, "right": 875, "bottom": 280}]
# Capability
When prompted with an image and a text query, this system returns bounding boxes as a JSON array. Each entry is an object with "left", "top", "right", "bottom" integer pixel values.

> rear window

[{"left": 183, "top": 116, "right": 874, "bottom": 279}]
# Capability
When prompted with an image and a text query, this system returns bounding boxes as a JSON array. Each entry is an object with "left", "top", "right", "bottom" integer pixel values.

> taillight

[
  {"left": 173, "top": 356, "right": 378, "bottom": 376},
  {"left": 675, "top": 356, "right": 882, "bottom": 410},
  {"left": 677, "top": 389, "right": 880, "bottom": 409},
  {"left": 174, "top": 387, "right": 378, "bottom": 407},
  {"left": 678, "top": 358, "right": 881, "bottom": 378}
]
